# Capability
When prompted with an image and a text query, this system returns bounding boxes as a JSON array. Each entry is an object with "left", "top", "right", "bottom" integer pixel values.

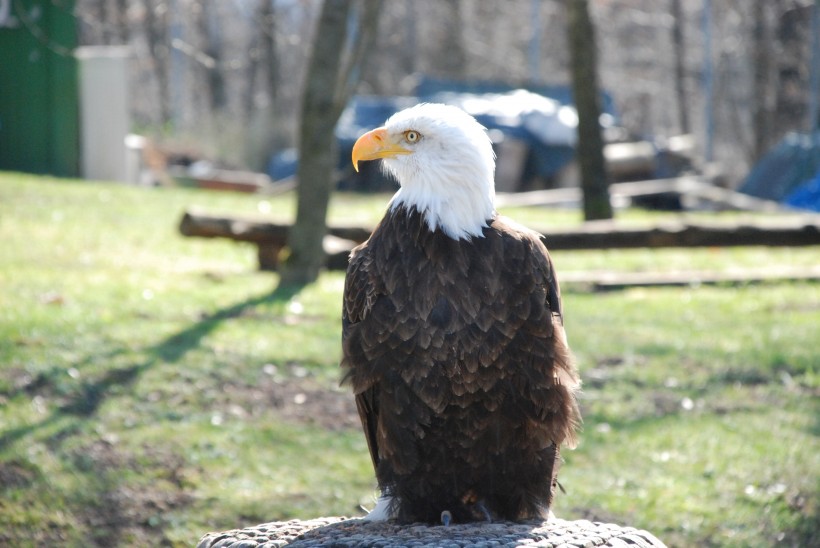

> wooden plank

[
  {"left": 495, "top": 177, "right": 785, "bottom": 211},
  {"left": 559, "top": 265, "right": 820, "bottom": 291},
  {"left": 541, "top": 219, "right": 820, "bottom": 249}
]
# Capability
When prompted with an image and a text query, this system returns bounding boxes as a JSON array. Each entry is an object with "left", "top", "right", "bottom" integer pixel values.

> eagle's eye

[{"left": 404, "top": 130, "right": 421, "bottom": 144}]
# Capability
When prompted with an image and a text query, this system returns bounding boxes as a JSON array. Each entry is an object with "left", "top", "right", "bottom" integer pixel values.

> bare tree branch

[{"left": 334, "top": 0, "right": 382, "bottom": 119}]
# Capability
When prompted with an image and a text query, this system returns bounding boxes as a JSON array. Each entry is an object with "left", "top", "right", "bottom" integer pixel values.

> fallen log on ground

[
  {"left": 179, "top": 209, "right": 369, "bottom": 270},
  {"left": 179, "top": 209, "right": 820, "bottom": 271},
  {"left": 540, "top": 218, "right": 820, "bottom": 249},
  {"left": 560, "top": 265, "right": 820, "bottom": 291}
]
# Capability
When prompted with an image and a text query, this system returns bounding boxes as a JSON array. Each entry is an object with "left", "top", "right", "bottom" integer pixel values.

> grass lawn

[{"left": 0, "top": 172, "right": 817, "bottom": 547}]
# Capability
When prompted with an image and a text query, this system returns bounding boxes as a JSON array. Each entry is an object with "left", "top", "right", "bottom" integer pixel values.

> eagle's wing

[
  {"left": 341, "top": 244, "right": 381, "bottom": 472},
  {"left": 540, "top": 235, "right": 564, "bottom": 323},
  {"left": 354, "top": 384, "right": 380, "bottom": 472},
  {"left": 533, "top": 233, "right": 580, "bottom": 448}
]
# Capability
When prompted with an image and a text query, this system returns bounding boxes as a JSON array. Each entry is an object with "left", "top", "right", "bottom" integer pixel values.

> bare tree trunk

[
  {"left": 194, "top": 0, "right": 225, "bottom": 113},
  {"left": 751, "top": 1, "right": 772, "bottom": 162},
  {"left": 260, "top": 0, "right": 278, "bottom": 112},
  {"left": 280, "top": 0, "right": 382, "bottom": 286},
  {"left": 143, "top": 0, "right": 171, "bottom": 125},
  {"left": 96, "top": 0, "right": 111, "bottom": 44},
  {"left": 671, "top": 0, "right": 690, "bottom": 134},
  {"left": 244, "top": 0, "right": 277, "bottom": 128},
  {"left": 111, "top": 0, "right": 130, "bottom": 43},
  {"left": 436, "top": 0, "right": 466, "bottom": 78},
  {"left": 566, "top": 0, "right": 612, "bottom": 221},
  {"left": 403, "top": 1, "right": 418, "bottom": 76}
]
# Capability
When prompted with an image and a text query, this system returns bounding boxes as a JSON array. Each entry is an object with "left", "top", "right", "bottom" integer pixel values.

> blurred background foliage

[{"left": 73, "top": 0, "right": 817, "bottom": 185}]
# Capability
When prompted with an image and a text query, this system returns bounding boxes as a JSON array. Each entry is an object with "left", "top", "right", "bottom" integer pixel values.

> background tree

[
  {"left": 141, "top": 0, "right": 172, "bottom": 125},
  {"left": 566, "top": 0, "right": 612, "bottom": 221},
  {"left": 193, "top": 0, "right": 225, "bottom": 116},
  {"left": 432, "top": 0, "right": 466, "bottom": 78},
  {"left": 670, "top": 0, "right": 690, "bottom": 135},
  {"left": 279, "top": 0, "right": 382, "bottom": 286}
]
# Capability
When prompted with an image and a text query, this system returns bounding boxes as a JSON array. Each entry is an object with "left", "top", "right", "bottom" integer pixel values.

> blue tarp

[
  {"left": 335, "top": 95, "right": 420, "bottom": 156},
  {"left": 784, "top": 170, "right": 820, "bottom": 211},
  {"left": 739, "top": 132, "right": 820, "bottom": 203},
  {"left": 270, "top": 78, "right": 622, "bottom": 190},
  {"left": 414, "top": 75, "right": 620, "bottom": 122},
  {"left": 419, "top": 89, "right": 582, "bottom": 179}
]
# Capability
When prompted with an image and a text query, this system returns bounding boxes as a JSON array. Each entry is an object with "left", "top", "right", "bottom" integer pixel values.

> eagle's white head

[{"left": 352, "top": 103, "right": 496, "bottom": 240}]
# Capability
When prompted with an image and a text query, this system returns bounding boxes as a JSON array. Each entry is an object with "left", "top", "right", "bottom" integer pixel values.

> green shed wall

[{"left": 0, "top": 0, "right": 79, "bottom": 176}]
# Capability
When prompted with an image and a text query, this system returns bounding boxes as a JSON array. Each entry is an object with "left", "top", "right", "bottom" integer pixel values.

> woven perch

[{"left": 198, "top": 516, "right": 666, "bottom": 547}]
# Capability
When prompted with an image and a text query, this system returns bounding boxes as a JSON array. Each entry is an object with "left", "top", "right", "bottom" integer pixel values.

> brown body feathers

[{"left": 342, "top": 205, "right": 581, "bottom": 524}]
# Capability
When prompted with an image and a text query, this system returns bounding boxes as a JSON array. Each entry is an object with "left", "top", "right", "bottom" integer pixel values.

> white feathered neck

[{"left": 381, "top": 104, "right": 496, "bottom": 240}]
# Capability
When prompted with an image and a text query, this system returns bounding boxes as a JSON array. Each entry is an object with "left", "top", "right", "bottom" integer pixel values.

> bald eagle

[{"left": 342, "top": 103, "right": 581, "bottom": 525}]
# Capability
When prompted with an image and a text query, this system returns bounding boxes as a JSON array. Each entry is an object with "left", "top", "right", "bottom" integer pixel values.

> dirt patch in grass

[
  {"left": 0, "top": 438, "right": 195, "bottom": 547},
  {"left": 0, "top": 459, "right": 38, "bottom": 489},
  {"left": 78, "top": 483, "right": 192, "bottom": 547},
  {"left": 264, "top": 379, "right": 360, "bottom": 431},
  {"left": 69, "top": 439, "right": 194, "bottom": 547},
  {"left": 206, "top": 373, "right": 362, "bottom": 432}
]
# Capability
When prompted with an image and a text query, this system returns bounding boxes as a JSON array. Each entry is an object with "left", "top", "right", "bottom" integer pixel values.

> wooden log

[
  {"left": 257, "top": 244, "right": 282, "bottom": 271},
  {"left": 604, "top": 140, "right": 656, "bottom": 178},
  {"left": 179, "top": 210, "right": 362, "bottom": 271},
  {"left": 179, "top": 210, "right": 820, "bottom": 271},
  {"left": 541, "top": 219, "right": 820, "bottom": 250},
  {"left": 560, "top": 265, "right": 820, "bottom": 291},
  {"left": 179, "top": 210, "right": 371, "bottom": 245},
  {"left": 179, "top": 210, "right": 290, "bottom": 244}
]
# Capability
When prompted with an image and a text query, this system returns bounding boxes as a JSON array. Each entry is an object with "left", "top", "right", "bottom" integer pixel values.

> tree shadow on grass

[
  {"left": 0, "top": 282, "right": 308, "bottom": 451},
  {"left": 153, "top": 282, "right": 304, "bottom": 364}
]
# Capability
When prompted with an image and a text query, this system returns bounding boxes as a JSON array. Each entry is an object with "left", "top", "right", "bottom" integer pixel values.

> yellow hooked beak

[{"left": 351, "top": 127, "right": 412, "bottom": 172}]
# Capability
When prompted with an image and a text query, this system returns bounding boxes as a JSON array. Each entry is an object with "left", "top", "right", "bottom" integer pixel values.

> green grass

[
  {"left": 1, "top": 172, "right": 818, "bottom": 547},
  {"left": 559, "top": 286, "right": 819, "bottom": 546}
]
